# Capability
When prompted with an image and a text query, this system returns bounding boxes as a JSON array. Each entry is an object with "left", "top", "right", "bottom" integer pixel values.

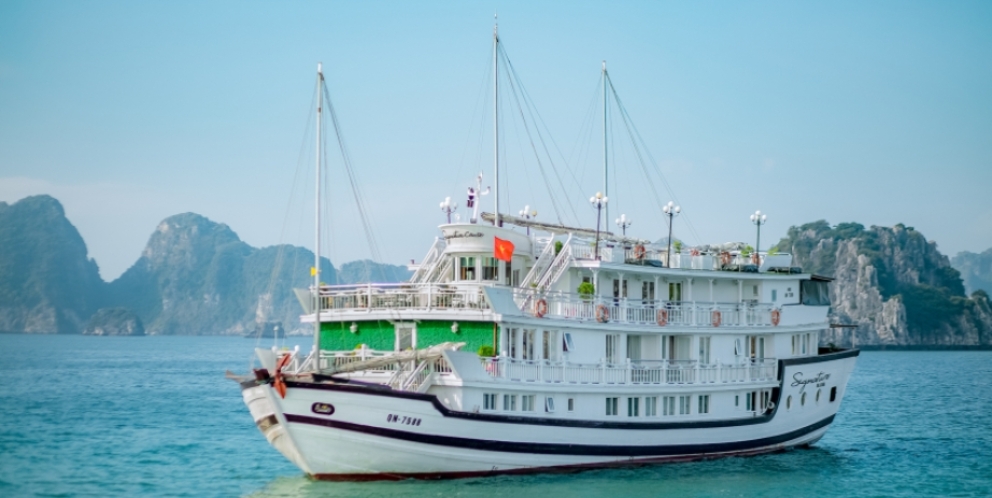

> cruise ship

[{"left": 234, "top": 27, "right": 859, "bottom": 480}]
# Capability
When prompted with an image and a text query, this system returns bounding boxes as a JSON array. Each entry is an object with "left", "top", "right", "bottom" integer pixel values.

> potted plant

[
  {"left": 577, "top": 282, "right": 595, "bottom": 300},
  {"left": 554, "top": 240, "right": 563, "bottom": 255},
  {"left": 477, "top": 345, "right": 495, "bottom": 357}
]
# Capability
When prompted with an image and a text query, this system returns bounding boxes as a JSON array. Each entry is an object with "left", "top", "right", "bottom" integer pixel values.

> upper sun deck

[{"left": 301, "top": 218, "right": 831, "bottom": 328}]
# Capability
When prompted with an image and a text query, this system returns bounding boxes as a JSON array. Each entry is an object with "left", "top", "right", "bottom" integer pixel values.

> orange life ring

[
  {"left": 272, "top": 353, "right": 293, "bottom": 399},
  {"left": 656, "top": 309, "right": 668, "bottom": 326},
  {"left": 633, "top": 245, "right": 646, "bottom": 260},
  {"left": 751, "top": 252, "right": 761, "bottom": 265},
  {"left": 595, "top": 304, "right": 610, "bottom": 323},
  {"left": 711, "top": 310, "right": 722, "bottom": 328},
  {"left": 720, "top": 252, "right": 731, "bottom": 266},
  {"left": 771, "top": 309, "right": 781, "bottom": 326},
  {"left": 534, "top": 298, "right": 548, "bottom": 318}
]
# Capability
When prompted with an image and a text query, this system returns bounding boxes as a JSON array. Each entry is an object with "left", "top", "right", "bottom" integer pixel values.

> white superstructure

[{"left": 236, "top": 31, "right": 858, "bottom": 481}]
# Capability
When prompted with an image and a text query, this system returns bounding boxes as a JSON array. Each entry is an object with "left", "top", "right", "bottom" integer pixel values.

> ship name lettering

[{"left": 792, "top": 372, "right": 831, "bottom": 393}]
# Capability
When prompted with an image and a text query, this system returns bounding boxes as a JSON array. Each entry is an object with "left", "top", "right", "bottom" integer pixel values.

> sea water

[{"left": 0, "top": 334, "right": 990, "bottom": 498}]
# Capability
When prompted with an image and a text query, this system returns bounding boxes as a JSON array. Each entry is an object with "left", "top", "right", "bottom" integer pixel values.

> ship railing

[
  {"left": 314, "top": 283, "right": 491, "bottom": 313},
  {"left": 479, "top": 356, "right": 778, "bottom": 385},
  {"left": 512, "top": 289, "right": 776, "bottom": 327}
]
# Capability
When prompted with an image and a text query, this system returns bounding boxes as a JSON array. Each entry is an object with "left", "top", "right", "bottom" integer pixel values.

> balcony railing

[
  {"left": 514, "top": 289, "right": 777, "bottom": 327},
  {"left": 314, "top": 283, "right": 490, "bottom": 313},
  {"left": 480, "top": 356, "right": 777, "bottom": 385}
]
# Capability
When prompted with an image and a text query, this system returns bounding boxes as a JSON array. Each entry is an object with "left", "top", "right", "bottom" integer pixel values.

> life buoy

[
  {"left": 771, "top": 309, "right": 781, "bottom": 326},
  {"left": 656, "top": 309, "right": 668, "bottom": 326},
  {"left": 633, "top": 244, "right": 646, "bottom": 260},
  {"left": 595, "top": 304, "right": 610, "bottom": 323},
  {"left": 534, "top": 298, "right": 548, "bottom": 318},
  {"left": 720, "top": 252, "right": 732, "bottom": 267},
  {"left": 711, "top": 310, "right": 722, "bottom": 327}
]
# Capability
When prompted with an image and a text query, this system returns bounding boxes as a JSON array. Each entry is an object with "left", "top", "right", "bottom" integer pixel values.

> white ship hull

[{"left": 241, "top": 349, "right": 857, "bottom": 480}]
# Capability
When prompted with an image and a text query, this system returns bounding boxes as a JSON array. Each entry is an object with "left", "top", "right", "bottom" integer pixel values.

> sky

[{"left": 1, "top": 1, "right": 991, "bottom": 280}]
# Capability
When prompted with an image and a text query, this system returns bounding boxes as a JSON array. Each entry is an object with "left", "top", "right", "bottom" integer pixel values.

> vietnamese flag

[{"left": 494, "top": 236, "right": 514, "bottom": 262}]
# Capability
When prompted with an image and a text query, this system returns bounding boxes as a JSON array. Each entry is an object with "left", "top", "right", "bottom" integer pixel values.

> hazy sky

[{"left": 2, "top": 1, "right": 990, "bottom": 280}]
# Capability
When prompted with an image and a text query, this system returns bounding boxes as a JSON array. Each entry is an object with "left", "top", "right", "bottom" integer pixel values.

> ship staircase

[
  {"left": 517, "top": 234, "right": 575, "bottom": 310},
  {"left": 410, "top": 237, "right": 449, "bottom": 284}
]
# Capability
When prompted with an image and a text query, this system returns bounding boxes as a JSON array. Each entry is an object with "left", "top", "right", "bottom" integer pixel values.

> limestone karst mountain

[
  {"left": 0, "top": 196, "right": 411, "bottom": 334},
  {"left": 774, "top": 221, "right": 992, "bottom": 346}
]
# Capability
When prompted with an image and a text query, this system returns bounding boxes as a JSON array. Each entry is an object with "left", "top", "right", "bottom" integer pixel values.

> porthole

[
  {"left": 801, "top": 392, "right": 807, "bottom": 406},
  {"left": 816, "top": 389, "right": 822, "bottom": 403},
  {"left": 786, "top": 395, "right": 792, "bottom": 410},
  {"left": 830, "top": 387, "right": 837, "bottom": 402}
]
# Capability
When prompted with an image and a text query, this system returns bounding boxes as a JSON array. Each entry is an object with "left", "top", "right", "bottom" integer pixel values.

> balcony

[
  {"left": 515, "top": 289, "right": 782, "bottom": 328},
  {"left": 479, "top": 356, "right": 778, "bottom": 386},
  {"left": 309, "top": 283, "right": 491, "bottom": 314}
]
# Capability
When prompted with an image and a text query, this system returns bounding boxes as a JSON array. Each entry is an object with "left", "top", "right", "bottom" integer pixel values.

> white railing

[
  {"left": 410, "top": 237, "right": 445, "bottom": 283},
  {"left": 315, "top": 283, "right": 491, "bottom": 313},
  {"left": 513, "top": 289, "right": 777, "bottom": 328},
  {"left": 479, "top": 356, "right": 778, "bottom": 385},
  {"left": 536, "top": 236, "right": 574, "bottom": 292}
]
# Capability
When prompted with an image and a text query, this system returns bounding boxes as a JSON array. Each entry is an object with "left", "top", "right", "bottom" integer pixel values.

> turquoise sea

[{"left": 1, "top": 334, "right": 990, "bottom": 498}]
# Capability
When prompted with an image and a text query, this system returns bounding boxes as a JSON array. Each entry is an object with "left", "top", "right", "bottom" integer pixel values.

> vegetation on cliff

[{"left": 775, "top": 221, "right": 992, "bottom": 345}]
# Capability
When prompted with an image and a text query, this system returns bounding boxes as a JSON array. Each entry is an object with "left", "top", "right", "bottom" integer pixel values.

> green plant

[
  {"left": 577, "top": 281, "right": 595, "bottom": 298},
  {"left": 554, "top": 240, "right": 563, "bottom": 255},
  {"left": 673, "top": 240, "right": 683, "bottom": 253},
  {"left": 741, "top": 245, "right": 754, "bottom": 257},
  {"left": 477, "top": 345, "right": 495, "bottom": 357},
  {"left": 768, "top": 246, "right": 779, "bottom": 256}
]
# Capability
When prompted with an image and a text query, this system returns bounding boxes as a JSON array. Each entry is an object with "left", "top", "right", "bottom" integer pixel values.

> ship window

[
  {"left": 522, "top": 395, "right": 535, "bottom": 412},
  {"left": 567, "top": 398, "right": 575, "bottom": 412},
  {"left": 512, "top": 269, "right": 520, "bottom": 287},
  {"left": 786, "top": 395, "right": 793, "bottom": 410},
  {"left": 483, "top": 393, "right": 497, "bottom": 411},
  {"left": 627, "top": 397, "right": 640, "bottom": 417},
  {"left": 698, "top": 395, "right": 710, "bottom": 414},
  {"left": 545, "top": 397, "right": 555, "bottom": 413},
  {"left": 753, "top": 285, "right": 759, "bottom": 296},
  {"left": 504, "top": 394, "right": 517, "bottom": 411},
  {"left": 801, "top": 392, "right": 807, "bottom": 406},
  {"left": 642, "top": 281, "right": 655, "bottom": 303},
  {"left": 606, "top": 397, "right": 619, "bottom": 416},
  {"left": 772, "top": 289, "right": 777, "bottom": 302},
  {"left": 459, "top": 257, "right": 476, "bottom": 280},
  {"left": 395, "top": 324, "right": 415, "bottom": 351},
  {"left": 830, "top": 387, "right": 837, "bottom": 402},
  {"left": 504, "top": 260, "right": 512, "bottom": 285},
  {"left": 663, "top": 396, "right": 676, "bottom": 416},
  {"left": 679, "top": 395, "right": 691, "bottom": 415},
  {"left": 735, "top": 395, "right": 740, "bottom": 407},
  {"left": 543, "top": 330, "right": 557, "bottom": 361},
  {"left": 482, "top": 257, "right": 499, "bottom": 281},
  {"left": 645, "top": 396, "right": 658, "bottom": 416},
  {"left": 698, "top": 337, "right": 711, "bottom": 364},
  {"left": 735, "top": 338, "right": 743, "bottom": 356},
  {"left": 563, "top": 333, "right": 574, "bottom": 353},
  {"left": 522, "top": 329, "right": 536, "bottom": 360},
  {"left": 508, "top": 328, "right": 519, "bottom": 359},
  {"left": 606, "top": 334, "right": 620, "bottom": 364},
  {"left": 816, "top": 389, "right": 822, "bottom": 404}
]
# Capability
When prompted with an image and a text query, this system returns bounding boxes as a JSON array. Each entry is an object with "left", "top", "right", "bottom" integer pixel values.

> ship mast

[
  {"left": 602, "top": 61, "right": 608, "bottom": 224},
  {"left": 314, "top": 63, "right": 323, "bottom": 354},
  {"left": 493, "top": 16, "right": 500, "bottom": 227}
]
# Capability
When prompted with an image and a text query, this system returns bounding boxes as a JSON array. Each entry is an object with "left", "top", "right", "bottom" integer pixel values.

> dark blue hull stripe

[{"left": 284, "top": 413, "right": 835, "bottom": 456}]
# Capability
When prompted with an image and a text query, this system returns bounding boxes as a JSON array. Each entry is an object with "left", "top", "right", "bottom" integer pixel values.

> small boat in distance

[{"left": 233, "top": 27, "right": 859, "bottom": 480}]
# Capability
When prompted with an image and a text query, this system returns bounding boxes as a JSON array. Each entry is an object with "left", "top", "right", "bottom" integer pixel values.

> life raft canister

[
  {"left": 656, "top": 309, "right": 668, "bottom": 326},
  {"left": 711, "top": 310, "right": 722, "bottom": 327},
  {"left": 534, "top": 298, "right": 548, "bottom": 318},
  {"left": 771, "top": 309, "right": 781, "bottom": 326},
  {"left": 595, "top": 304, "right": 610, "bottom": 323}
]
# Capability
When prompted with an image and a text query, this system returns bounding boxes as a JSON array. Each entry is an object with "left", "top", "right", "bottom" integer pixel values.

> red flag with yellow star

[{"left": 494, "top": 236, "right": 514, "bottom": 262}]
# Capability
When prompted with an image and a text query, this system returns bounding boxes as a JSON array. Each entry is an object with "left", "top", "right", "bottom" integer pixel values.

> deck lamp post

[
  {"left": 440, "top": 197, "right": 458, "bottom": 224},
  {"left": 590, "top": 192, "right": 608, "bottom": 260},
  {"left": 750, "top": 210, "right": 767, "bottom": 265},
  {"left": 615, "top": 214, "right": 632, "bottom": 237},
  {"left": 519, "top": 205, "right": 537, "bottom": 235},
  {"left": 662, "top": 201, "right": 680, "bottom": 267}
]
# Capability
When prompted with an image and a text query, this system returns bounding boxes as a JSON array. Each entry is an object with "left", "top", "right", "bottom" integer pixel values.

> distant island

[
  {"left": 0, "top": 195, "right": 990, "bottom": 344},
  {"left": 0, "top": 195, "right": 410, "bottom": 335}
]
